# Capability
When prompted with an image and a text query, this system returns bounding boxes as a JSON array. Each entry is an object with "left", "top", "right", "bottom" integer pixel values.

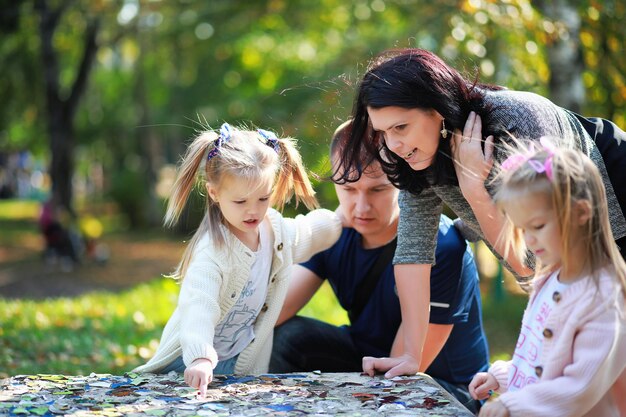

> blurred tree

[
  {"left": 1, "top": 0, "right": 624, "bottom": 229},
  {"left": 35, "top": 0, "right": 100, "bottom": 215},
  {"left": 535, "top": 0, "right": 584, "bottom": 112},
  {"left": 580, "top": 0, "right": 626, "bottom": 126}
]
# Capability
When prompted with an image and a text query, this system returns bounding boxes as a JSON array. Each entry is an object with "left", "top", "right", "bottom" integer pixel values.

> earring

[{"left": 440, "top": 119, "right": 448, "bottom": 139}]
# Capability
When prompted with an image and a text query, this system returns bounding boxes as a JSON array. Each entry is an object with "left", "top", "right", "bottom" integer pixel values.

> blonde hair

[
  {"left": 494, "top": 139, "right": 626, "bottom": 294},
  {"left": 165, "top": 124, "right": 319, "bottom": 280}
]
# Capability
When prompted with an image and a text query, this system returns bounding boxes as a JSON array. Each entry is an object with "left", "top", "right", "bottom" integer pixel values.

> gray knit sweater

[{"left": 395, "top": 89, "right": 626, "bottom": 288}]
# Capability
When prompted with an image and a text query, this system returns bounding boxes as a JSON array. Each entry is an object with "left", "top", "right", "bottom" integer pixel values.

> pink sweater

[{"left": 489, "top": 268, "right": 626, "bottom": 417}]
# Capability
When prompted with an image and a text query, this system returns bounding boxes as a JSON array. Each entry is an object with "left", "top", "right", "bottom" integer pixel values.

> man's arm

[
  {"left": 276, "top": 264, "right": 324, "bottom": 326},
  {"left": 390, "top": 322, "right": 453, "bottom": 371}
]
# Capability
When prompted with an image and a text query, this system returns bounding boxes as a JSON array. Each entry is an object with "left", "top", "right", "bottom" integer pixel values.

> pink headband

[{"left": 501, "top": 137, "right": 556, "bottom": 180}]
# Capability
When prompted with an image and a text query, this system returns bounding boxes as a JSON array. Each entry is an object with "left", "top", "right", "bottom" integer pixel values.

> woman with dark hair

[{"left": 336, "top": 47, "right": 626, "bottom": 378}]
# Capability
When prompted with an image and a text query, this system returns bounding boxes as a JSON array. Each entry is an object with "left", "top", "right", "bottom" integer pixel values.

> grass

[
  {"left": 0, "top": 278, "right": 178, "bottom": 377},
  {"left": 0, "top": 199, "right": 525, "bottom": 377}
]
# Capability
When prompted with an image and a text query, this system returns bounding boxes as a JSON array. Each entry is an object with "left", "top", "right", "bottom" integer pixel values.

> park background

[{"left": 1, "top": 0, "right": 624, "bottom": 378}]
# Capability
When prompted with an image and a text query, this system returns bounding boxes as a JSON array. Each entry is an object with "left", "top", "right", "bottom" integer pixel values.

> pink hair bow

[{"left": 501, "top": 137, "right": 556, "bottom": 180}]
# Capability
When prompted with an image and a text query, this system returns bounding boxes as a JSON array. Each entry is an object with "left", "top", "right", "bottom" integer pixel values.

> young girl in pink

[
  {"left": 469, "top": 139, "right": 626, "bottom": 417},
  {"left": 133, "top": 123, "right": 341, "bottom": 396}
]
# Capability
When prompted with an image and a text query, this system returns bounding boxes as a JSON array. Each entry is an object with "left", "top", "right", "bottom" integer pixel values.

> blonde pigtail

[
  {"left": 167, "top": 124, "right": 322, "bottom": 281},
  {"left": 274, "top": 137, "right": 319, "bottom": 211},
  {"left": 164, "top": 131, "right": 220, "bottom": 281},
  {"left": 164, "top": 131, "right": 219, "bottom": 228}
]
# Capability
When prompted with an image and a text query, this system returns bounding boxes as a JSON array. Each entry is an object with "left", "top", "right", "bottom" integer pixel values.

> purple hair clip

[
  {"left": 501, "top": 137, "right": 556, "bottom": 180},
  {"left": 258, "top": 128, "right": 280, "bottom": 152},
  {"left": 206, "top": 123, "right": 233, "bottom": 161}
]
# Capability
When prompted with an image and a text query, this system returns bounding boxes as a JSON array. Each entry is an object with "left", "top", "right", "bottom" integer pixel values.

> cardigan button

[
  {"left": 271, "top": 277, "right": 276, "bottom": 283},
  {"left": 535, "top": 366, "right": 543, "bottom": 377},
  {"left": 552, "top": 291, "right": 562, "bottom": 302},
  {"left": 231, "top": 292, "right": 236, "bottom": 298},
  {"left": 543, "top": 328, "right": 553, "bottom": 338},
  {"left": 277, "top": 243, "right": 283, "bottom": 251},
  {"left": 261, "top": 304, "right": 268, "bottom": 312}
]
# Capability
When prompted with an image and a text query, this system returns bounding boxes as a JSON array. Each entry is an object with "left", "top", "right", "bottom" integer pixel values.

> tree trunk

[
  {"left": 135, "top": 33, "right": 162, "bottom": 228},
  {"left": 535, "top": 0, "right": 585, "bottom": 112},
  {"left": 49, "top": 108, "right": 75, "bottom": 215},
  {"left": 36, "top": 0, "right": 99, "bottom": 215}
]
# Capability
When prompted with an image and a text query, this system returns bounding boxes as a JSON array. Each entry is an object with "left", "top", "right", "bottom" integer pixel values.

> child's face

[
  {"left": 207, "top": 174, "right": 273, "bottom": 241},
  {"left": 502, "top": 191, "right": 563, "bottom": 268}
]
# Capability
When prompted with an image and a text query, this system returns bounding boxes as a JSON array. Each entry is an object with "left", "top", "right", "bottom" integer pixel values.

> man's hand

[
  {"left": 184, "top": 358, "right": 213, "bottom": 397},
  {"left": 362, "top": 353, "right": 419, "bottom": 379}
]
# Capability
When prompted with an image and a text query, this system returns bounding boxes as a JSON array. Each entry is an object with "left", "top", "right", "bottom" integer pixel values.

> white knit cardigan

[{"left": 133, "top": 208, "right": 341, "bottom": 375}]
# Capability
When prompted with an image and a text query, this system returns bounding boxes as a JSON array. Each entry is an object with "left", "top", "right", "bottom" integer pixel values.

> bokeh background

[{"left": 1, "top": 0, "right": 624, "bottom": 377}]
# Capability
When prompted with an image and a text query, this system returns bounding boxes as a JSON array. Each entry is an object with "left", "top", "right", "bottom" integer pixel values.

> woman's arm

[
  {"left": 390, "top": 321, "right": 453, "bottom": 372},
  {"left": 451, "top": 112, "right": 532, "bottom": 277},
  {"left": 363, "top": 263, "right": 431, "bottom": 378}
]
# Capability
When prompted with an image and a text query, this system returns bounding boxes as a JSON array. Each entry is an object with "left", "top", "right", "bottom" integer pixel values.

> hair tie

[
  {"left": 206, "top": 123, "right": 233, "bottom": 161},
  {"left": 258, "top": 128, "right": 280, "bottom": 152},
  {"left": 501, "top": 137, "right": 555, "bottom": 180}
]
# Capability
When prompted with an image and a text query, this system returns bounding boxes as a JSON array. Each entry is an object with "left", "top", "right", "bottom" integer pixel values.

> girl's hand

[
  {"left": 469, "top": 372, "right": 499, "bottom": 400},
  {"left": 184, "top": 358, "right": 213, "bottom": 397},
  {"left": 362, "top": 353, "right": 420, "bottom": 379},
  {"left": 478, "top": 400, "right": 510, "bottom": 417},
  {"left": 450, "top": 111, "right": 494, "bottom": 202}
]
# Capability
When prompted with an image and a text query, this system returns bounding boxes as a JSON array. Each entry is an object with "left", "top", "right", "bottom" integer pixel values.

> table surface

[{"left": 1, "top": 371, "right": 474, "bottom": 416}]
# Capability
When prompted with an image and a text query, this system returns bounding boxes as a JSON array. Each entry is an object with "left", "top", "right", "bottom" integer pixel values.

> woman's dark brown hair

[{"left": 336, "top": 48, "right": 502, "bottom": 194}]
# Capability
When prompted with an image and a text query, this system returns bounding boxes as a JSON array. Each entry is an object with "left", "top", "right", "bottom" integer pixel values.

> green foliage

[
  {"left": 0, "top": 276, "right": 524, "bottom": 377},
  {"left": 481, "top": 292, "right": 526, "bottom": 361},
  {"left": 0, "top": 199, "right": 40, "bottom": 220},
  {"left": 108, "top": 167, "right": 149, "bottom": 229},
  {"left": 299, "top": 281, "right": 349, "bottom": 326},
  {"left": 6, "top": 0, "right": 624, "bottom": 219},
  {"left": 0, "top": 278, "right": 179, "bottom": 378},
  {"left": 0, "top": 198, "right": 522, "bottom": 377}
]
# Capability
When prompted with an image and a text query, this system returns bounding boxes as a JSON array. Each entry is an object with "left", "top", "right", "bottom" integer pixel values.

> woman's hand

[
  {"left": 478, "top": 400, "right": 510, "bottom": 417},
  {"left": 184, "top": 358, "right": 213, "bottom": 397},
  {"left": 362, "top": 353, "right": 420, "bottom": 379},
  {"left": 450, "top": 111, "right": 494, "bottom": 202},
  {"left": 469, "top": 372, "right": 499, "bottom": 400}
]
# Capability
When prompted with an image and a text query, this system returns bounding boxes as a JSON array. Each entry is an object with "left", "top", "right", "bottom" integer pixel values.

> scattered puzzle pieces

[{"left": 0, "top": 372, "right": 473, "bottom": 416}]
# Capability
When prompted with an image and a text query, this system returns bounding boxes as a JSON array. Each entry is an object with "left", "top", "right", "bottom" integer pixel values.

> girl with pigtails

[{"left": 133, "top": 123, "right": 341, "bottom": 396}]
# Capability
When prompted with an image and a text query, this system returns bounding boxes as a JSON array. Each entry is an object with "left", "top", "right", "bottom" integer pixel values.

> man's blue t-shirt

[{"left": 301, "top": 215, "right": 489, "bottom": 384}]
